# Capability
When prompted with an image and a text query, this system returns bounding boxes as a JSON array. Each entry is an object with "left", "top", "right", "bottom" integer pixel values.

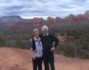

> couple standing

[{"left": 30, "top": 25, "right": 59, "bottom": 70}]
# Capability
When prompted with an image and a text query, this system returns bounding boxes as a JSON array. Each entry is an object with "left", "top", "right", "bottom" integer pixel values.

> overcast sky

[{"left": 0, "top": 0, "right": 89, "bottom": 18}]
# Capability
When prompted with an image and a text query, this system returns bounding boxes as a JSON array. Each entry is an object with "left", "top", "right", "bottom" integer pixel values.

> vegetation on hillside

[{"left": 0, "top": 11, "right": 89, "bottom": 58}]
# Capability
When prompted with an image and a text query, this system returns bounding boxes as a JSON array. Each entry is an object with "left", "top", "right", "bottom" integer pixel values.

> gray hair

[{"left": 42, "top": 25, "right": 48, "bottom": 31}]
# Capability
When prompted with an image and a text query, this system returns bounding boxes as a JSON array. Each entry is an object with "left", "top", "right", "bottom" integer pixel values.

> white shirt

[{"left": 34, "top": 37, "right": 43, "bottom": 57}]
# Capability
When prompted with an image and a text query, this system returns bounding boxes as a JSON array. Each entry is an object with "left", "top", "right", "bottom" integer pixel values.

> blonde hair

[
  {"left": 33, "top": 29, "right": 39, "bottom": 32},
  {"left": 33, "top": 29, "right": 39, "bottom": 34}
]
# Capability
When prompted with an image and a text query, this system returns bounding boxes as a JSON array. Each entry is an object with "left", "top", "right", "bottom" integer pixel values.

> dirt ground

[{"left": 0, "top": 47, "right": 89, "bottom": 70}]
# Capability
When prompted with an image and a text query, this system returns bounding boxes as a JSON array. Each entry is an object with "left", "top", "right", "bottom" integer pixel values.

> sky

[{"left": 0, "top": 0, "right": 89, "bottom": 19}]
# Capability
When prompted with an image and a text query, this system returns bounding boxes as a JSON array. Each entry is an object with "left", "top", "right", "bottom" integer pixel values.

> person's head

[
  {"left": 33, "top": 29, "right": 39, "bottom": 38},
  {"left": 42, "top": 25, "right": 49, "bottom": 35}
]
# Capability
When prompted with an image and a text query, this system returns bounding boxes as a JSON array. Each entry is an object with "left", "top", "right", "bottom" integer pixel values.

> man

[{"left": 40, "top": 25, "right": 59, "bottom": 70}]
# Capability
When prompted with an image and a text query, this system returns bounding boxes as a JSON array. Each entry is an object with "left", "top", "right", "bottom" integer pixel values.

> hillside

[
  {"left": 0, "top": 47, "right": 89, "bottom": 70},
  {"left": 0, "top": 11, "right": 89, "bottom": 31},
  {"left": 0, "top": 16, "right": 22, "bottom": 31}
]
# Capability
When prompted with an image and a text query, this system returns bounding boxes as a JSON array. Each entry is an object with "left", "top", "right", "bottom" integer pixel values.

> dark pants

[
  {"left": 43, "top": 51, "right": 55, "bottom": 70},
  {"left": 32, "top": 57, "right": 42, "bottom": 70}
]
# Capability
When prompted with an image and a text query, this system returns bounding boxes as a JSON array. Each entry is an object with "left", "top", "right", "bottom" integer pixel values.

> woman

[{"left": 31, "top": 29, "right": 43, "bottom": 70}]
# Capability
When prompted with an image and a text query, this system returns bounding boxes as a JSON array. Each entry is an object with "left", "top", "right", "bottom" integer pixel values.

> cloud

[{"left": 0, "top": 0, "right": 89, "bottom": 18}]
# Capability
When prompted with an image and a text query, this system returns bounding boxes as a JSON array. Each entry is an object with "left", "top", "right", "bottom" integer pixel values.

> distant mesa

[
  {"left": 0, "top": 16, "right": 22, "bottom": 22},
  {"left": 0, "top": 11, "right": 89, "bottom": 31},
  {"left": 0, "top": 16, "right": 22, "bottom": 31}
]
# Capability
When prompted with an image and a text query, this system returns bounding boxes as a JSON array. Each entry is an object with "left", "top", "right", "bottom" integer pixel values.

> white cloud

[{"left": 0, "top": 0, "right": 89, "bottom": 18}]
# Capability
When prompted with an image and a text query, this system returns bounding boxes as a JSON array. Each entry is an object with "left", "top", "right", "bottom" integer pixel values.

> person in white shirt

[{"left": 31, "top": 29, "right": 43, "bottom": 70}]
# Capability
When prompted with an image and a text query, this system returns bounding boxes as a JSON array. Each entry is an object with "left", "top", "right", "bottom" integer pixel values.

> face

[
  {"left": 42, "top": 29, "right": 48, "bottom": 35},
  {"left": 34, "top": 30, "right": 39, "bottom": 38}
]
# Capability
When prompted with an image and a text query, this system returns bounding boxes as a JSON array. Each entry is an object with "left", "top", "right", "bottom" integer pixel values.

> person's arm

[
  {"left": 53, "top": 35, "right": 59, "bottom": 48},
  {"left": 51, "top": 35, "right": 59, "bottom": 51},
  {"left": 30, "top": 48, "right": 35, "bottom": 59},
  {"left": 30, "top": 39, "right": 35, "bottom": 59}
]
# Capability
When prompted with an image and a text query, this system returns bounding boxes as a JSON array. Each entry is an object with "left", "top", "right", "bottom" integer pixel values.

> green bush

[
  {"left": 1, "top": 23, "right": 89, "bottom": 59},
  {"left": 60, "top": 42, "right": 77, "bottom": 57},
  {"left": 0, "top": 36, "right": 6, "bottom": 47}
]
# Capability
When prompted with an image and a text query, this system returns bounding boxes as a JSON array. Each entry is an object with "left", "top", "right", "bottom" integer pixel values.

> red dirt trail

[{"left": 0, "top": 47, "right": 89, "bottom": 70}]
